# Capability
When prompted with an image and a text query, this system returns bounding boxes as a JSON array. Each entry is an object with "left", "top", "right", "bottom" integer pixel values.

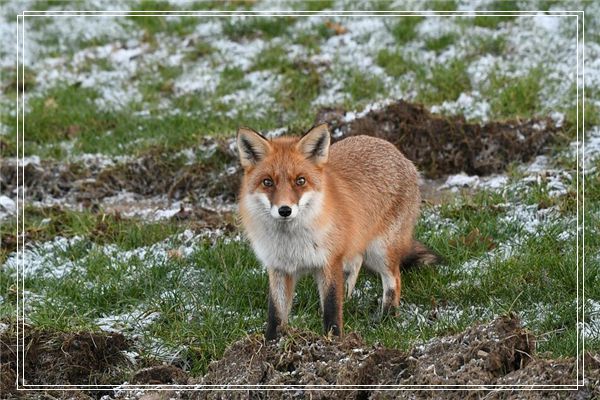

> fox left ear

[{"left": 297, "top": 123, "right": 330, "bottom": 166}]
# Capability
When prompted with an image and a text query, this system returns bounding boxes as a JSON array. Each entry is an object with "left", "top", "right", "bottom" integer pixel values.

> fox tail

[{"left": 402, "top": 240, "right": 441, "bottom": 269}]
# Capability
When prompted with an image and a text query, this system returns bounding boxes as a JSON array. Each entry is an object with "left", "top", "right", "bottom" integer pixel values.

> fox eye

[
  {"left": 262, "top": 178, "right": 274, "bottom": 187},
  {"left": 295, "top": 177, "right": 306, "bottom": 186}
]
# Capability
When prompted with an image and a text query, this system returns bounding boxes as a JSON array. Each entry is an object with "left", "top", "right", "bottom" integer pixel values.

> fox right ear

[{"left": 237, "top": 127, "right": 271, "bottom": 168}]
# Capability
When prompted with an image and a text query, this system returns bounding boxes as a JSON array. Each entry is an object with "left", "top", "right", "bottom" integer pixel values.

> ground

[{"left": 0, "top": 0, "right": 599, "bottom": 398}]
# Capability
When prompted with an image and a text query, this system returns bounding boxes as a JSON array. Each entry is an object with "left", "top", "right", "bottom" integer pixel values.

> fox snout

[
  {"left": 278, "top": 205, "right": 292, "bottom": 217},
  {"left": 270, "top": 203, "right": 299, "bottom": 220}
]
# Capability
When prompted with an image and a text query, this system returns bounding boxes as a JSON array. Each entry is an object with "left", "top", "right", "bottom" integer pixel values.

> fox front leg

[
  {"left": 315, "top": 263, "right": 344, "bottom": 336},
  {"left": 266, "top": 269, "right": 297, "bottom": 340}
]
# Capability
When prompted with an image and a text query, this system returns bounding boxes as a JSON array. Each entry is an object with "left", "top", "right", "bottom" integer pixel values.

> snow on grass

[
  {"left": 3, "top": 235, "right": 85, "bottom": 279},
  {"left": 573, "top": 126, "right": 600, "bottom": 174},
  {"left": 0, "top": 195, "right": 17, "bottom": 220},
  {"left": 96, "top": 309, "right": 161, "bottom": 335},
  {"left": 2, "top": 228, "right": 238, "bottom": 280},
  {"left": 430, "top": 91, "right": 491, "bottom": 122},
  {"left": 583, "top": 299, "right": 600, "bottom": 341},
  {"left": 219, "top": 70, "right": 282, "bottom": 119},
  {"left": 396, "top": 302, "right": 494, "bottom": 331}
]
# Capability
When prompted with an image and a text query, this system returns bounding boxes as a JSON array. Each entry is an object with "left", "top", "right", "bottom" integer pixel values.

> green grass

[
  {"left": 486, "top": 67, "right": 544, "bottom": 119},
  {"left": 388, "top": 16, "right": 424, "bottom": 44},
  {"left": 128, "top": 1, "right": 198, "bottom": 37},
  {"left": 418, "top": 58, "right": 471, "bottom": 104},
  {"left": 274, "top": 60, "right": 322, "bottom": 128},
  {"left": 251, "top": 44, "right": 293, "bottom": 72},
  {"left": 472, "top": 35, "right": 507, "bottom": 56},
  {"left": 376, "top": 49, "right": 421, "bottom": 78},
  {"left": 428, "top": 0, "right": 457, "bottom": 11},
  {"left": 222, "top": 16, "right": 296, "bottom": 41},
  {"left": 472, "top": 0, "right": 520, "bottom": 29},
  {"left": 425, "top": 33, "right": 458, "bottom": 53},
  {"left": 22, "top": 85, "right": 121, "bottom": 158},
  {"left": 294, "top": 0, "right": 335, "bottom": 11},
  {"left": 343, "top": 70, "right": 386, "bottom": 105}
]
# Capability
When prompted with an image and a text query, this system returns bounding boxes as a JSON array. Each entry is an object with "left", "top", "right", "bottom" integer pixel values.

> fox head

[{"left": 237, "top": 124, "right": 330, "bottom": 221}]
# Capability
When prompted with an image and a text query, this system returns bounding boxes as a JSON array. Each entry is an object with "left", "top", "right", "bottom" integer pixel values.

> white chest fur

[{"left": 243, "top": 192, "right": 330, "bottom": 274}]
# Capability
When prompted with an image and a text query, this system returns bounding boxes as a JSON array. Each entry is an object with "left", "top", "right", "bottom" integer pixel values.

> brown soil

[
  {"left": 0, "top": 140, "right": 240, "bottom": 207},
  {"left": 1, "top": 317, "right": 598, "bottom": 399},
  {"left": 191, "top": 316, "right": 598, "bottom": 400},
  {"left": 316, "top": 100, "right": 564, "bottom": 178},
  {"left": 132, "top": 365, "right": 189, "bottom": 385},
  {"left": 0, "top": 321, "right": 131, "bottom": 394}
]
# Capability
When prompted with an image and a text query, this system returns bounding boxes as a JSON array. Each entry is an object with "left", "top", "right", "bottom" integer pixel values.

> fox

[{"left": 236, "top": 123, "right": 438, "bottom": 340}]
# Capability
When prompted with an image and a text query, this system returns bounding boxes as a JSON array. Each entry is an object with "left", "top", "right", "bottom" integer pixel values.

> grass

[
  {"left": 428, "top": 0, "right": 457, "bottom": 11},
  {"left": 128, "top": 1, "right": 199, "bottom": 37},
  {"left": 418, "top": 58, "right": 472, "bottom": 104},
  {"left": 222, "top": 16, "right": 296, "bottom": 41},
  {"left": 388, "top": 16, "right": 424, "bottom": 44},
  {"left": 486, "top": 67, "right": 544, "bottom": 119},
  {"left": 472, "top": 0, "right": 520, "bottom": 28},
  {"left": 376, "top": 49, "right": 421, "bottom": 78},
  {"left": 343, "top": 69, "right": 386, "bottom": 105},
  {"left": 294, "top": 0, "right": 335, "bottom": 11},
  {"left": 425, "top": 33, "right": 458, "bottom": 53},
  {"left": 472, "top": 35, "right": 507, "bottom": 56}
]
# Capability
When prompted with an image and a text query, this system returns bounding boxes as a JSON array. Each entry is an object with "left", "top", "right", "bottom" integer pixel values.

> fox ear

[
  {"left": 237, "top": 127, "right": 270, "bottom": 168},
  {"left": 297, "top": 124, "right": 330, "bottom": 166}
]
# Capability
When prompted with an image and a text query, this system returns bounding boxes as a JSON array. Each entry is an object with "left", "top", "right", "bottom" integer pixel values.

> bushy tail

[{"left": 402, "top": 241, "right": 441, "bottom": 269}]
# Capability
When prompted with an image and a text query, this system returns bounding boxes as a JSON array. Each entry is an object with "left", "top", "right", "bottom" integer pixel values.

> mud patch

[
  {"left": 0, "top": 321, "right": 131, "bottom": 392},
  {"left": 191, "top": 316, "right": 598, "bottom": 399},
  {"left": 316, "top": 100, "right": 564, "bottom": 178}
]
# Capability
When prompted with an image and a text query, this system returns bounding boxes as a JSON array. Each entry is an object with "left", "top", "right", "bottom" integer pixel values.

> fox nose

[{"left": 278, "top": 206, "right": 292, "bottom": 217}]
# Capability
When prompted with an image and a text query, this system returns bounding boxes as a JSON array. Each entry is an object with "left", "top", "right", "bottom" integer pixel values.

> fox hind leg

[
  {"left": 364, "top": 237, "right": 408, "bottom": 315},
  {"left": 343, "top": 255, "right": 362, "bottom": 300},
  {"left": 380, "top": 254, "right": 402, "bottom": 314}
]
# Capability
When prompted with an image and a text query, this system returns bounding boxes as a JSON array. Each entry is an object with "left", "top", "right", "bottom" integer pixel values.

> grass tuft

[
  {"left": 222, "top": 16, "right": 296, "bottom": 41},
  {"left": 487, "top": 68, "right": 543, "bottom": 119},
  {"left": 388, "top": 16, "right": 424, "bottom": 44},
  {"left": 344, "top": 70, "right": 386, "bottom": 105},
  {"left": 418, "top": 59, "right": 471, "bottom": 104},
  {"left": 375, "top": 49, "right": 420, "bottom": 78},
  {"left": 472, "top": 0, "right": 520, "bottom": 29},
  {"left": 425, "top": 33, "right": 458, "bottom": 53}
]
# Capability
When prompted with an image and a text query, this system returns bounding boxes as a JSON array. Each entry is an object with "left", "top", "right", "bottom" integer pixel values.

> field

[{"left": 0, "top": 0, "right": 599, "bottom": 398}]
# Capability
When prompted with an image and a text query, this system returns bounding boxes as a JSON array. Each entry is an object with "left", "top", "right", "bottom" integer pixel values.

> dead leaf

[
  {"left": 325, "top": 20, "right": 348, "bottom": 35},
  {"left": 449, "top": 227, "right": 496, "bottom": 250},
  {"left": 66, "top": 124, "right": 81, "bottom": 138},
  {"left": 168, "top": 249, "right": 182, "bottom": 260},
  {"left": 44, "top": 97, "right": 57, "bottom": 110}
]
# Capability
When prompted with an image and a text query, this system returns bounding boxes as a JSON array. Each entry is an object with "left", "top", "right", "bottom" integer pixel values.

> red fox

[{"left": 237, "top": 124, "right": 438, "bottom": 340}]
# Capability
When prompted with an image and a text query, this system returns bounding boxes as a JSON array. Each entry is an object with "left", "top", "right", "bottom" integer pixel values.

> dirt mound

[
  {"left": 132, "top": 365, "right": 189, "bottom": 385},
  {"left": 191, "top": 316, "right": 597, "bottom": 400},
  {"left": 1, "top": 318, "right": 597, "bottom": 399},
  {"left": 0, "top": 321, "right": 131, "bottom": 393},
  {"left": 0, "top": 139, "right": 239, "bottom": 205},
  {"left": 316, "top": 101, "right": 563, "bottom": 178}
]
